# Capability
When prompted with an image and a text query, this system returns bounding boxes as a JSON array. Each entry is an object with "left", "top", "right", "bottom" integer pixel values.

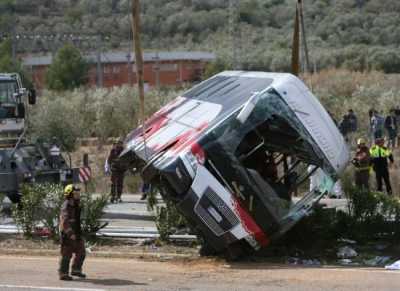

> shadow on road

[{"left": 76, "top": 278, "right": 148, "bottom": 286}]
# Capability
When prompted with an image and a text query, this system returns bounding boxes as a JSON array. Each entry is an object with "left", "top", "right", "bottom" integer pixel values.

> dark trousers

[
  {"left": 111, "top": 173, "right": 124, "bottom": 199},
  {"left": 375, "top": 168, "right": 392, "bottom": 194},
  {"left": 355, "top": 170, "right": 369, "bottom": 191},
  {"left": 59, "top": 237, "right": 86, "bottom": 275}
]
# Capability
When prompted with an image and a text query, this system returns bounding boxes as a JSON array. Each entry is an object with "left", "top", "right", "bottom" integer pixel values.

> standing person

[
  {"left": 339, "top": 114, "right": 351, "bottom": 142},
  {"left": 49, "top": 137, "right": 61, "bottom": 169},
  {"left": 370, "top": 138, "right": 394, "bottom": 195},
  {"left": 140, "top": 182, "right": 151, "bottom": 200},
  {"left": 347, "top": 109, "right": 358, "bottom": 146},
  {"left": 394, "top": 106, "right": 400, "bottom": 147},
  {"left": 352, "top": 138, "right": 371, "bottom": 190},
  {"left": 385, "top": 109, "right": 398, "bottom": 148},
  {"left": 368, "top": 108, "right": 375, "bottom": 143},
  {"left": 105, "top": 139, "right": 125, "bottom": 203},
  {"left": 371, "top": 110, "right": 385, "bottom": 139},
  {"left": 59, "top": 185, "right": 86, "bottom": 281}
]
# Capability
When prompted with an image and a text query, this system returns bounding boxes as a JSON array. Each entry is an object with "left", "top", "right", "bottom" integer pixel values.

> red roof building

[{"left": 22, "top": 51, "right": 215, "bottom": 90}]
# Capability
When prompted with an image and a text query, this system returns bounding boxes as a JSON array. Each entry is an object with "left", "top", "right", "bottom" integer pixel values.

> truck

[
  {"left": 0, "top": 73, "right": 79, "bottom": 203},
  {"left": 120, "top": 71, "right": 350, "bottom": 256}
]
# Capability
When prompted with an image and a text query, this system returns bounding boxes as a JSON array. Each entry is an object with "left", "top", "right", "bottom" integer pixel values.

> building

[{"left": 22, "top": 51, "right": 215, "bottom": 90}]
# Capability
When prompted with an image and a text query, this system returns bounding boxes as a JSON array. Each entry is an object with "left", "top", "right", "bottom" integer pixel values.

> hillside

[{"left": 1, "top": 0, "right": 400, "bottom": 72}]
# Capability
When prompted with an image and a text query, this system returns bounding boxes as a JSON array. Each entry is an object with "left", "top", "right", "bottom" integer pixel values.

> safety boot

[
  {"left": 59, "top": 274, "right": 73, "bottom": 281},
  {"left": 71, "top": 270, "right": 86, "bottom": 278},
  {"left": 58, "top": 257, "right": 71, "bottom": 280}
]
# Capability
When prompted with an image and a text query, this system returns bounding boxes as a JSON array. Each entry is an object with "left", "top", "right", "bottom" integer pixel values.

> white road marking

[
  {"left": 322, "top": 267, "right": 400, "bottom": 275},
  {"left": 0, "top": 284, "right": 106, "bottom": 291}
]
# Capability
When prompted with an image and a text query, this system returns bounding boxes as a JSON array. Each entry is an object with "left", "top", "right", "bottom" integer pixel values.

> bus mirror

[{"left": 236, "top": 92, "right": 260, "bottom": 124}]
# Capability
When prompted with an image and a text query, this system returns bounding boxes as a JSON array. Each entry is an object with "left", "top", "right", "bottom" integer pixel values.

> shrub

[
  {"left": 146, "top": 186, "right": 189, "bottom": 242},
  {"left": 29, "top": 86, "right": 181, "bottom": 147},
  {"left": 80, "top": 192, "right": 109, "bottom": 240},
  {"left": 45, "top": 43, "right": 89, "bottom": 91},
  {"left": 12, "top": 183, "right": 108, "bottom": 240},
  {"left": 344, "top": 186, "right": 400, "bottom": 241},
  {"left": 12, "top": 184, "right": 46, "bottom": 238}
]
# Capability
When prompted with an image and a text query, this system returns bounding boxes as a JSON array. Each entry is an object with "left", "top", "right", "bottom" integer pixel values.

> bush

[
  {"left": 146, "top": 186, "right": 189, "bottom": 242},
  {"left": 344, "top": 186, "right": 400, "bottom": 241},
  {"left": 12, "top": 183, "right": 109, "bottom": 240},
  {"left": 45, "top": 43, "right": 89, "bottom": 91},
  {"left": 12, "top": 184, "right": 47, "bottom": 238},
  {"left": 29, "top": 86, "right": 181, "bottom": 146},
  {"left": 80, "top": 192, "right": 109, "bottom": 239}
]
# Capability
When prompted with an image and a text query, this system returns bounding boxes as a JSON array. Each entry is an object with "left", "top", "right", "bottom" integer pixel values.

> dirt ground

[{"left": 0, "top": 234, "right": 199, "bottom": 259}]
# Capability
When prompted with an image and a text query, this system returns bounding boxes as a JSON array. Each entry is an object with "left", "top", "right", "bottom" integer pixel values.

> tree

[
  {"left": 0, "top": 40, "right": 33, "bottom": 88},
  {"left": 203, "top": 58, "right": 231, "bottom": 79},
  {"left": 45, "top": 43, "right": 88, "bottom": 91}
]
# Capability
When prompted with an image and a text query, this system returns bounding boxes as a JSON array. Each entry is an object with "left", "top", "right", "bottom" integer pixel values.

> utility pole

[
  {"left": 127, "top": 0, "right": 133, "bottom": 86},
  {"left": 11, "top": 13, "right": 17, "bottom": 66},
  {"left": 298, "top": 0, "right": 311, "bottom": 74},
  {"left": 96, "top": 35, "right": 103, "bottom": 87},
  {"left": 131, "top": 0, "right": 145, "bottom": 124},
  {"left": 291, "top": 1, "right": 300, "bottom": 76},
  {"left": 229, "top": 0, "right": 240, "bottom": 70}
]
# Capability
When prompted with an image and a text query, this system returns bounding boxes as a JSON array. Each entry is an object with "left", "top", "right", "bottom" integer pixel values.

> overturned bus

[{"left": 121, "top": 71, "right": 350, "bottom": 256}]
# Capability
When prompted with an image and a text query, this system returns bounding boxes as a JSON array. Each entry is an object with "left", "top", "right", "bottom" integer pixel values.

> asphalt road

[{"left": 0, "top": 255, "right": 398, "bottom": 291}]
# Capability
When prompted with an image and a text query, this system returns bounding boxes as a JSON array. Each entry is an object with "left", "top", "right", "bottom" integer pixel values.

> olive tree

[{"left": 45, "top": 43, "right": 89, "bottom": 91}]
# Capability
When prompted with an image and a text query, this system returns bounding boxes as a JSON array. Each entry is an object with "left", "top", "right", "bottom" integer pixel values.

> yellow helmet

[
  {"left": 64, "top": 184, "right": 79, "bottom": 197},
  {"left": 357, "top": 138, "right": 366, "bottom": 145}
]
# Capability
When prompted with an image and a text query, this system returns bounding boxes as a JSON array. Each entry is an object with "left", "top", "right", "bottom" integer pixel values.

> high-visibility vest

[{"left": 369, "top": 146, "right": 391, "bottom": 158}]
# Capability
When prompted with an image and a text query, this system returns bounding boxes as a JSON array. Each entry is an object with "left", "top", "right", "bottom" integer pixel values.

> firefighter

[
  {"left": 370, "top": 138, "right": 394, "bottom": 195},
  {"left": 58, "top": 184, "right": 86, "bottom": 281},
  {"left": 105, "top": 138, "right": 125, "bottom": 203},
  {"left": 352, "top": 138, "right": 371, "bottom": 190}
]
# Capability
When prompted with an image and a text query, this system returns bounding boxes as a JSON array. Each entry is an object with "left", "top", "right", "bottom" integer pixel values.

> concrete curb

[{"left": 0, "top": 248, "right": 198, "bottom": 261}]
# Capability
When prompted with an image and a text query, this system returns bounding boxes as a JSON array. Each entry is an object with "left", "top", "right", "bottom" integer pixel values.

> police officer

[
  {"left": 105, "top": 138, "right": 125, "bottom": 203},
  {"left": 352, "top": 138, "right": 370, "bottom": 190},
  {"left": 370, "top": 138, "right": 394, "bottom": 195},
  {"left": 58, "top": 184, "right": 86, "bottom": 281}
]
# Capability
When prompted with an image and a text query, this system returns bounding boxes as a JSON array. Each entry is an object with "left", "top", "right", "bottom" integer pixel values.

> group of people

[
  {"left": 353, "top": 137, "right": 394, "bottom": 195},
  {"left": 336, "top": 107, "right": 399, "bottom": 194},
  {"left": 339, "top": 107, "right": 400, "bottom": 149}
]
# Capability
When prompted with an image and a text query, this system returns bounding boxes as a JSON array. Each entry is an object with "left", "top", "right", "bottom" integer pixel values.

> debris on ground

[
  {"left": 138, "top": 238, "right": 157, "bottom": 246},
  {"left": 33, "top": 227, "right": 51, "bottom": 238},
  {"left": 337, "top": 246, "right": 358, "bottom": 259},
  {"left": 287, "top": 257, "right": 321, "bottom": 266},
  {"left": 374, "top": 243, "right": 390, "bottom": 251},
  {"left": 364, "top": 256, "right": 391, "bottom": 267},
  {"left": 337, "top": 238, "right": 357, "bottom": 245},
  {"left": 338, "top": 259, "right": 360, "bottom": 266},
  {"left": 385, "top": 260, "right": 400, "bottom": 270}
]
